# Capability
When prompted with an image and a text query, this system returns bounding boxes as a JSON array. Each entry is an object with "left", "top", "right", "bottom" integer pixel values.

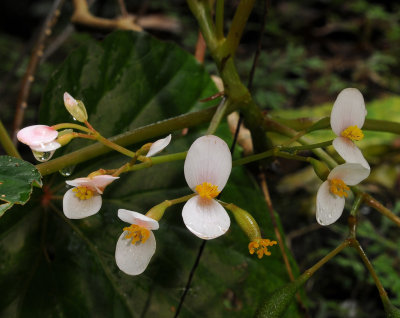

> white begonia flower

[
  {"left": 17, "top": 125, "right": 61, "bottom": 152},
  {"left": 146, "top": 134, "right": 172, "bottom": 157},
  {"left": 182, "top": 135, "right": 232, "bottom": 240},
  {"left": 330, "top": 88, "right": 369, "bottom": 169},
  {"left": 63, "top": 175, "right": 119, "bottom": 219},
  {"left": 115, "top": 209, "right": 159, "bottom": 275},
  {"left": 316, "top": 163, "right": 370, "bottom": 226}
]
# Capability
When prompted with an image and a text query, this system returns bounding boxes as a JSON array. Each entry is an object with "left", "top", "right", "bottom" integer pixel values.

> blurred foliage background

[{"left": 1, "top": 0, "right": 400, "bottom": 317}]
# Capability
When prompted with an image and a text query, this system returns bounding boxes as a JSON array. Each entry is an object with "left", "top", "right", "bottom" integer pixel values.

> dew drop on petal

[
  {"left": 59, "top": 165, "right": 75, "bottom": 177},
  {"left": 328, "top": 213, "right": 332, "bottom": 218},
  {"left": 32, "top": 150, "right": 55, "bottom": 162}
]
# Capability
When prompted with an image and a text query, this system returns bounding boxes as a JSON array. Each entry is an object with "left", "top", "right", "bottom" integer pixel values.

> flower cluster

[
  {"left": 16, "top": 92, "right": 276, "bottom": 277},
  {"left": 316, "top": 88, "right": 370, "bottom": 226}
]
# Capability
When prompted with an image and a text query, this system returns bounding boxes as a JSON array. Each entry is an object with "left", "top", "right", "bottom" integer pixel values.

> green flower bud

[
  {"left": 309, "top": 158, "right": 330, "bottom": 181},
  {"left": 145, "top": 201, "right": 171, "bottom": 221},
  {"left": 63, "top": 92, "right": 88, "bottom": 122},
  {"left": 56, "top": 129, "right": 74, "bottom": 146}
]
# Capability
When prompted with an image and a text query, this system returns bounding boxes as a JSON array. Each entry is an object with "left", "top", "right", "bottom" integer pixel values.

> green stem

[
  {"left": 215, "top": 0, "right": 224, "bottom": 40},
  {"left": 302, "top": 239, "right": 351, "bottom": 278},
  {"left": 221, "top": 0, "right": 256, "bottom": 57},
  {"left": 35, "top": 105, "right": 222, "bottom": 176},
  {"left": 95, "top": 134, "right": 137, "bottom": 158},
  {"left": 169, "top": 193, "right": 196, "bottom": 205},
  {"left": 362, "top": 192, "right": 400, "bottom": 228},
  {"left": 0, "top": 120, "right": 21, "bottom": 158},
  {"left": 280, "top": 140, "right": 333, "bottom": 152},
  {"left": 351, "top": 239, "right": 390, "bottom": 307},
  {"left": 51, "top": 123, "right": 92, "bottom": 133},
  {"left": 264, "top": 116, "right": 338, "bottom": 168},
  {"left": 273, "top": 116, "right": 400, "bottom": 135},
  {"left": 126, "top": 152, "right": 187, "bottom": 172},
  {"left": 207, "top": 98, "right": 229, "bottom": 134}
]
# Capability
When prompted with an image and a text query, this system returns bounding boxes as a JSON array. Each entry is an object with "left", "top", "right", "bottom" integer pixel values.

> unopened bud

[
  {"left": 225, "top": 203, "right": 261, "bottom": 241},
  {"left": 56, "top": 129, "right": 74, "bottom": 146},
  {"left": 309, "top": 158, "right": 330, "bottom": 181},
  {"left": 145, "top": 201, "right": 171, "bottom": 221},
  {"left": 63, "top": 92, "right": 88, "bottom": 122}
]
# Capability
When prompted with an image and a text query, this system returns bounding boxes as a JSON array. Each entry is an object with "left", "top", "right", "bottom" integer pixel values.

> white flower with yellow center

[
  {"left": 316, "top": 163, "right": 370, "bottom": 225},
  {"left": 331, "top": 88, "right": 369, "bottom": 169},
  {"left": 182, "top": 135, "right": 232, "bottom": 240},
  {"left": 115, "top": 209, "right": 159, "bottom": 275},
  {"left": 63, "top": 175, "right": 119, "bottom": 219}
]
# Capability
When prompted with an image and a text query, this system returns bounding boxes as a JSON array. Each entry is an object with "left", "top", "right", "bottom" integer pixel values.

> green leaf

[
  {"left": 0, "top": 156, "right": 42, "bottom": 216},
  {"left": 1, "top": 31, "right": 301, "bottom": 317}
]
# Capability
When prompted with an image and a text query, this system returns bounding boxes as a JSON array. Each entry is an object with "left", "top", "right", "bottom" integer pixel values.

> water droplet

[
  {"left": 328, "top": 213, "right": 332, "bottom": 218},
  {"left": 72, "top": 117, "right": 77, "bottom": 121},
  {"left": 59, "top": 165, "right": 75, "bottom": 177},
  {"left": 32, "top": 150, "right": 55, "bottom": 162}
]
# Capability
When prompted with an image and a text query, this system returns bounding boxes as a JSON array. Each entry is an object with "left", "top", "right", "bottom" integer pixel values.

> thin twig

[
  {"left": 12, "top": 0, "right": 65, "bottom": 144},
  {"left": 247, "top": 0, "right": 269, "bottom": 91},
  {"left": 117, "top": 0, "right": 128, "bottom": 17},
  {"left": 0, "top": 120, "right": 21, "bottom": 158},
  {"left": 174, "top": 240, "right": 206, "bottom": 318}
]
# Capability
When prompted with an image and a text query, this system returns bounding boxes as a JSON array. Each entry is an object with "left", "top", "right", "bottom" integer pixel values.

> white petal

[
  {"left": 17, "top": 125, "right": 58, "bottom": 146},
  {"left": 30, "top": 141, "right": 61, "bottom": 152},
  {"left": 117, "top": 209, "right": 159, "bottom": 230},
  {"left": 62, "top": 188, "right": 102, "bottom": 219},
  {"left": 330, "top": 88, "right": 367, "bottom": 135},
  {"left": 66, "top": 177, "right": 93, "bottom": 188},
  {"left": 332, "top": 137, "right": 370, "bottom": 169},
  {"left": 65, "top": 175, "right": 119, "bottom": 194},
  {"left": 115, "top": 231, "right": 156, "bottom": 275},
  {"left": 328, "top": 163, "right": 370, "bottom": 186},
  {"left": 90, "top": 175, "right": 119, "bottom": 193},
  {"left": 184, "top": 135, "right": 232, "bottom": 192},
  {"left": 182, "top": 195, "right": 230, "bottom": 240},
  {"left": 316, "top": 181, "right": 345, "bottom": 226},
  {"left": 146, "top": 134, "right": 172, "bottom": 157}
]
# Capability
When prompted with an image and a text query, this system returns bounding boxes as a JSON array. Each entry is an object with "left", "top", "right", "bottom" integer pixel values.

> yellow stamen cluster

[
  {"left": 329, "top": 178, "right": 350, "bottom": 198},
  {"left": 248, "top": 239, "right": 278, "bottom": 259},
  {"left": 123, "top": 224, "right": 150, "bottom": 245},
  {"left": 73, "top": 186, "right": 94, "bottom": 200},
  {"left": 341, "top": 125, "right": 364, "bottom": 141},
  {"left": 195, "top": 182, "right": 220, "bottom": 200}
]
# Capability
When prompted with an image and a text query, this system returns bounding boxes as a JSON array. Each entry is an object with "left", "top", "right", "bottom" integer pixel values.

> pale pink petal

[
  {"left": 182, "top": 195, "right": 230, "bottom": 240},
  {"left": 66, "top": 178, "right": 93, "bottom": 188},
  {"left": 316, "top": 181, "right": 345, "bottom": 226},
  {"left": 62, "top": 188, "right": 102, "bottom": 219},
  {"left": 30, "top": 141, "right": 61, "bottom": 152},
  {"left": 146, "top": 134, "right": 172, "bottom": 157},
  {"left": 328, "top": 163, "right": 370, "bottom": 186},
  {"left": 184, "top": 135, "right": 232, "bottom": 192},
  {"left": 115, "top": 231, "right": 156, "bottom": 275},
  {"left": 117, "top": 209, "right": 159, "bottom": 230},
  {"left": 64, "top": 92, "right": 78, "bottom": 107},
  {"left": 17, "top": 125, "right": 58, "bottom": 146},
  {"left": 90, "top": 175, "right": 119, "bottom": 193},
  {"left": 332, "top": 137, "right": 370, "bottom": 169},
  {"left": 65, "top": 175, "right": 119, "bottom": 194},
  {"left": 330, "top": 88, "right": 367, "bottom": 136}
]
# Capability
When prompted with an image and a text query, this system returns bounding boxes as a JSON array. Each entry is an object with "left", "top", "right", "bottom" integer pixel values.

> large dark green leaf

[
  {"left": 1, "top": 31, "right": 301, "bottom": 317},
  {"left": 0, "top": 156, "right": 42, "bottom": 217}
]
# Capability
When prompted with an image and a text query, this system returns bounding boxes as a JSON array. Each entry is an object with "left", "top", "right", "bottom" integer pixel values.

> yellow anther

[
  {"left": 73, "top": 186, "right": 94, "bottom": 200},
  {"left": 123, "top": 224, "right": 150, "bottom": 245},
  {"left": 329, "top": 178, "right": 350, "bottom": 198},
  {"left": 195, "top": 182, "right": 220, "bottom": 200},
  {"left": 248, "top": 239, "right": 277, "bottom": 259},
  {"left": 341, "top": 125, "right": 364, "bottom": 141}
]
